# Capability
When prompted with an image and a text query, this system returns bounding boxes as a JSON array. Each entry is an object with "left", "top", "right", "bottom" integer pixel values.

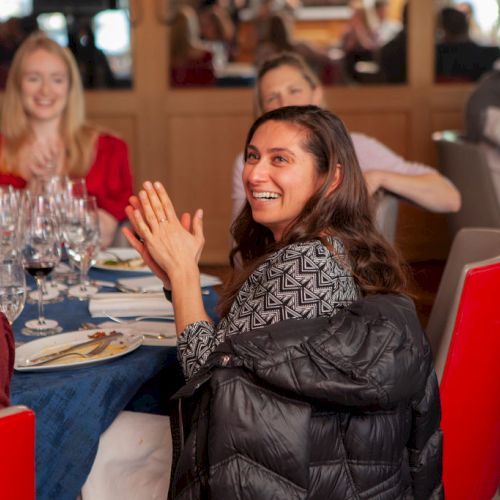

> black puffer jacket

[{"left": 170, "top": 294, "right": 443, "bottom": 499}]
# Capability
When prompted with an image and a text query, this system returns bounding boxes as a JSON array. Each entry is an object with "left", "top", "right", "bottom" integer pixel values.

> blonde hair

[
  {"left": 255, "top": 52, "right": 325, "bottom": 116},
  {"left": 0, "top": 32, "right": 98, "bottom": 177}
]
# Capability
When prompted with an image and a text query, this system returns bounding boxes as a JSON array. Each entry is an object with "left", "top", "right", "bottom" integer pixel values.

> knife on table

[{"left": 27, "top": 331, "right": 123, "bottom": 364}]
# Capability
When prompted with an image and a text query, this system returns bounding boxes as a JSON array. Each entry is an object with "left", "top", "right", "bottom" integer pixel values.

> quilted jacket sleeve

[{"left": 228, "top": 294, "right": 431, "bottom": 410}]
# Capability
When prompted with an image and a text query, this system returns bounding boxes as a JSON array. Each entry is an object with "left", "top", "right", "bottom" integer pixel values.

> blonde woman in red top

[{"left": 0, "top": 32, "right": 133, "bottom": 247}]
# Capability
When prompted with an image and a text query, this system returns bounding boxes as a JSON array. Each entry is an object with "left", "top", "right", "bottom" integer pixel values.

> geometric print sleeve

[
  {"left": 177, "top": 320, "right": 222, "bottom": 381},
  {"left": 177, "top": 238, "right": 360, "bottom": 380}
]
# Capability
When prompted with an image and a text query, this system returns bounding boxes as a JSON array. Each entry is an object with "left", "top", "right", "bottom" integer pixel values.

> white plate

[
  {"left": 15, "top": 328, "right": 143, "bottom": 372},
  {"left": 93, "top": 248, "right": 151, "bottom": 273}
]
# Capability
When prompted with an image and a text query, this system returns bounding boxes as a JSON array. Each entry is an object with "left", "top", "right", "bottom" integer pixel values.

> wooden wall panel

[
  {"left": 431, "top": 111, "right": 464, "bottom": 136},
  {"left": 166, "top": 114, "right": 253, "bottom": 263},
  {"left": 397, "top": 206, "right": 451, "bottom": 261},
  {"left": 340, "top": 111, "right": 410, "bottom": 156}
]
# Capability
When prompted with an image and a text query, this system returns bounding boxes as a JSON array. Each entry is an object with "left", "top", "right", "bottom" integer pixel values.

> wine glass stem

[
  {"left": 35, "top": 276, "right": 46, "bottom": 325},
  {"left": 80, "top": 256, "right": 89, "bottom": 291}
]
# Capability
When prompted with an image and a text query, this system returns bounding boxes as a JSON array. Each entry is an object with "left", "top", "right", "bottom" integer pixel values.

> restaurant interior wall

[{"left": 0, "top": 0, "right": 476, "bottom": 263}]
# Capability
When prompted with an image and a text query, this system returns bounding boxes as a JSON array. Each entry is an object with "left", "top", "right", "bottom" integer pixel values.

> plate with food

[
  {"left": 15, "top": 329, "right": 142, "bottom": 371},
  {"left": 93, "top": 248, "right": 151, "bottom": 273}
]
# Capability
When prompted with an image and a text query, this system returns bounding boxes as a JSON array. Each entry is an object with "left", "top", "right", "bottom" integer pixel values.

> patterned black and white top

[{"left": 177, "top": 237, "right": 360, "bottom": 379}]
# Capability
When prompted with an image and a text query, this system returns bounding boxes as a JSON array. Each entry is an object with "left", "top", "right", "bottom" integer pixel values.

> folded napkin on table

[
  {"left": 89, "top": 293, "right": 174, "bottom": 318},
  {"left": 117, "top": 273, "right": 222, "bottom": 293}
]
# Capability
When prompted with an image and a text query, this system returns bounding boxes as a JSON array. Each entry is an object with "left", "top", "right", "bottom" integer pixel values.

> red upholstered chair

[
  {"left": 437, "top": 256, "right": 500, "bottom": 500},
  {"left": 0, "top": 405, "right": 36, "bottom": 500}
]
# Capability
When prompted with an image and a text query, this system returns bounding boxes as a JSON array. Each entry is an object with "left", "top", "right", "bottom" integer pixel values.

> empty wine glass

[
  {"left": 61, "top": 196, "right": 100, "bottom": 300},
  {"left": 64, "top": 177, "right": 87, "bottom": 198},
  {"left": 0, "top": 261, "right": 27, "bottom": 326},
  {"left": 21, "top": 194, "right": 62, "bottom": 335},
  {"left": 29, "top": 175, "right": 64, "bottom": 197},
  {"left": 52, "top": 177, "right": 88, "bottom": 285},
  {"left": 0, "top": 186, "right": 22, "bottom": 260}
]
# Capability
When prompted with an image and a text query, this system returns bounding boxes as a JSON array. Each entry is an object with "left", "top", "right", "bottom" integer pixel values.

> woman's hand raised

[
  {"left": 123, "top": 196, "right": 171, "bottom": 286},
  {"left": 123, "top": 181, "right": 204, "bottom": 289}
]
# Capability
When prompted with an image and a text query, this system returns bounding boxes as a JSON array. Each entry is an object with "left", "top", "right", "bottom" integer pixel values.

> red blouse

[{"left": 0, "top": 133, "right": 134, "bottom": 221}]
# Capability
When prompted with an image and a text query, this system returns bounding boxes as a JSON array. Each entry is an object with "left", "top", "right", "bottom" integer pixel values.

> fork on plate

[{"left": 26, "top": 340, "right": 110, "bottom": 366}]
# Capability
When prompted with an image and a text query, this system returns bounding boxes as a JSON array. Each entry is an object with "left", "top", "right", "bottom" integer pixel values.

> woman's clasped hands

[{"left": 122, "top": 181, "right": 204, "bottom": 289}]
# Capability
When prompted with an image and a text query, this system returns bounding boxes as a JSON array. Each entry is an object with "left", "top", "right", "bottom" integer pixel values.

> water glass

[
  {"left": 0, "top": 261, "right": 27, "bottom": 325},
  {"left": 61, "top": 196, "right": 100, "bottom": 299}
]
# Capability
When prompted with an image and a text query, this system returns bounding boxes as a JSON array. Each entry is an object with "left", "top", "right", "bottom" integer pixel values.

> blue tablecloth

[{"left": 10, "top": 268, "right": 219, "bottom": 500}]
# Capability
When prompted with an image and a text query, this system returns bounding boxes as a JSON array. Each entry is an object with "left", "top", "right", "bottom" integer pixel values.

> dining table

[{"left": 10, "top": 265, "right": 219, "bottom": 500}]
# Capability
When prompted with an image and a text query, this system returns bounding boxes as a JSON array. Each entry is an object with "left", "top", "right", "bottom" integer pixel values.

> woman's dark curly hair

[{"left": 218, "top": 105, "right": 409, "bottom": 317}]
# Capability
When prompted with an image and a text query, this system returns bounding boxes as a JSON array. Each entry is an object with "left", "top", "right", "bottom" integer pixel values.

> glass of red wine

[{"left": 21, "top": 194, "right": 62, "bottom": 335}]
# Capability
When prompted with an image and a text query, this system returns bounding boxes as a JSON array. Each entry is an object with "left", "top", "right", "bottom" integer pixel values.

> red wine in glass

[{"left": 24, "top": 263, "right": 56, "bottom": 278}]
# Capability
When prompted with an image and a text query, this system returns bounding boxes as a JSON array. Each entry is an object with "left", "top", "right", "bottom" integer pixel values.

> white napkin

[
  {"left": 117, "top": 273, "right": 222, "bottom": 293},
  {"left": 89, "top": 293, "right": 174, "bottom": 318},
  {"left": 117, "top": 276, "right": 163, "bottom": 293}
]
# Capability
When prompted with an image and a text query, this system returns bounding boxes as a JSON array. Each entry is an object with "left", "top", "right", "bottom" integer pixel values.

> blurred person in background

[
  {"left": 199, "top": 4, "right": 236, "bottom": 69},
  {"left": 67, "top": 16, "right": 116, "bottom": 89},
  {"left": 378, "top": 2, "right": 408, "bottom": 83},
  {"left": 256, "top": 12, "right": 344, "bottom": 85},
  {"left": 0, "top": 15, "right": 38, "bottom": 88},
  {"left": 232, "top": 52, "right": 461, "bottom": 223},
  {"left": 170, "top": 5, "right": 216, "bottom": 87},
  {"left": 436, "top": 7, "right": 500, "bottom": 82},
  {"left": 341, "top": 2, "right": 378, "bottom": 82},
  {"left": 0, "top": 32, "right": 133, "bottom": 247},
  {"left": 372, "top": 0, "right": 402, "bottom": 47}
]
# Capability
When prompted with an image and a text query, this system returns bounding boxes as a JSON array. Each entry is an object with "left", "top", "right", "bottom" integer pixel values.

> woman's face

[
  {"left": 259, "top": 65, "right": 322, "bottom": 113},
  {"left": 243, "top": 120, "right": 324, "bottom": 241},
  {"left": 20, "top": 48, "right": 69, "bottom": 124}
]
